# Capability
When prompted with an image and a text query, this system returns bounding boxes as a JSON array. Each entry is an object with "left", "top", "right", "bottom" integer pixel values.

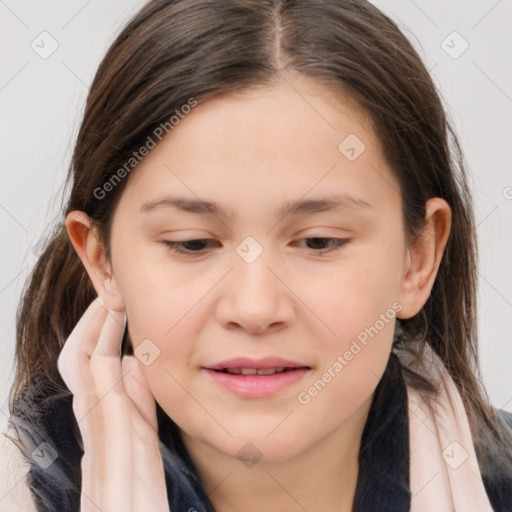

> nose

[{"left": 216, "top": 257, "right": 295, "bottom": 335}]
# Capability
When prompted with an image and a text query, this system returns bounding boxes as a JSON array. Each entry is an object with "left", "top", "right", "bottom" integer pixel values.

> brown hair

[{"left": 7, "top": 0, "right": 512, "bottom": 509}]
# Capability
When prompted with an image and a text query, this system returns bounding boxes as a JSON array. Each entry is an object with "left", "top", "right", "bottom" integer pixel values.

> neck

[{"left": 180, "top": 394, "right": 374, "bottom": 512}]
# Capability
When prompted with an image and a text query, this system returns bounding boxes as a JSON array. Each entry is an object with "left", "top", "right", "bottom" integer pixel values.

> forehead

[{"left": 119, "top": 77, "right": 400, "bottom": 220}]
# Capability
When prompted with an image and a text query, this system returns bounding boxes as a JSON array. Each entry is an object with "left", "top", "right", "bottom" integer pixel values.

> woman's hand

[{"left": 57, "top": 296, "right": 170, "bottom": 512}]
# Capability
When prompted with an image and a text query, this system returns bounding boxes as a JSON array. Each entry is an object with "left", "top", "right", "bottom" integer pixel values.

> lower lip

[{"left": 203, "top": 368, "right": 310, "bottom": 398}]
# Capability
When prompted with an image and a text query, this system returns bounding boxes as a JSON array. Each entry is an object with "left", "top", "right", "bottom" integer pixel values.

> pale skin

[{"left": 61, "top": 75, "right": 451, "bottom": 512}]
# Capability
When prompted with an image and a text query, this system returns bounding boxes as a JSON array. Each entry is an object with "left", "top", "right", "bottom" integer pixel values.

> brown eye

[
  {"left": 293, "top": 238, "right": 350, "bottom": 253},
  {"left": 162, "top": 239, "right": 220, "bottom": 254}
]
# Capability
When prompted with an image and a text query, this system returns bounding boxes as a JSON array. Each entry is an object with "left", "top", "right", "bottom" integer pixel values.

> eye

[
  {"left": 162, "top": 239, "right": 220, "bottom": 255},
  {"left": 291, "top": 237, "right": 351, "bottom": 253},
  {"left": 161, "top": 237, "right": 350, "bottom": 256}
]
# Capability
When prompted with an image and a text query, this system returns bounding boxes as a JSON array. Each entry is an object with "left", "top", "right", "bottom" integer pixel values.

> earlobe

[
  {"left": 65, "top": 210, "right": 125, "bottom": 312},
  {"left": 396, "top": 198, "right": 452, "bottom": 320}
]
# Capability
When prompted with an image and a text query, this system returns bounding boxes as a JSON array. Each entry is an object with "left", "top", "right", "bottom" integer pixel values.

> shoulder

[{"left": 0, "top": 418, "right": 38, "bottom": 512}]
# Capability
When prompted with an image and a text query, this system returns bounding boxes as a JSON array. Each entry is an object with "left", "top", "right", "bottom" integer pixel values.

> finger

[
  {"left": 78, "top": 391, "right": 133, "bottom": 511},
  {"left": 73, "top": 391, "right": 100, "bottom": 510},
  {"left": 86, "top": 308, "right": 132, "bottom": 511},
  {"left": 80, "top": 453, "right": 96, "bottom": 512},
  {"left": 74, "top": 383, "right": 133, "bottom": 511},
  {"left": 131, "top": 427, "right": 169, "bottom": 512},
  {"left": 57, "top": 297, "right": 109, "bottom": 393},
  {"left": 122, "top": 357, "right": 168, "bottom": 511},
  {"left": 78, "top": 368, "right": 133, "bottom": 511},
  {"left": 95, "top": 391, "right": 133, "bottom": 511},
  {"left": 93, "top": 309, "right": 125, "bottom": 358},
  {"left": 88, "top": 309, "right": 126, "bottom": 398},
  {"left": 122, "top": 356, "right": 159, "bottom": 433}
]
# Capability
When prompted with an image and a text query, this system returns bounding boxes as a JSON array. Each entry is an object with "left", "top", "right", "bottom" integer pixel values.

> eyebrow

[{"left": 139, "top": 193, "right": 375, "bottom": 219}]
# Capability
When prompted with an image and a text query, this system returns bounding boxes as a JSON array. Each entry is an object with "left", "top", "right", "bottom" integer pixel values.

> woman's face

[{"left": 108, "top": 77, "right": 410, "bottom": 462}]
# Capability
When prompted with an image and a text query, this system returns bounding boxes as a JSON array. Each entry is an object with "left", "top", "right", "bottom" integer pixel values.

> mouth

[{"left": 203, "top": 358, "right": 311, "bottom": 398}]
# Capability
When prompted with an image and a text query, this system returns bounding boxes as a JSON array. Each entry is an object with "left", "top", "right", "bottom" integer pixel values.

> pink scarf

[{"left": 401, "top": 343, "right": 494, "bottom": 511}]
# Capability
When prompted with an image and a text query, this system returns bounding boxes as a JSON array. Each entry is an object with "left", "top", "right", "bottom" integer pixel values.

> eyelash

[{"left": 162, "top": 237, "right": 350, "bottom": 256}]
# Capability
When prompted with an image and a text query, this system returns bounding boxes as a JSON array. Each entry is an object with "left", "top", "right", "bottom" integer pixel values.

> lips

[{"left": 203, "top": 357, "right": 311, "bottom": 398}]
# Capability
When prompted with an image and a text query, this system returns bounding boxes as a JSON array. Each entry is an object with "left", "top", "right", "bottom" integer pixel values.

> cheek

[
  {"left": 121, "top": 286, "right": 202, "bottom": 406},
  {"left": 120, "top": 256, "right": 210, "bottom": 346},
  {"left": 294, "top": 252, "right": 400, "bottom": 347},
  {"left": 294, "top": 308, "right": 396, "bottom": 442},
  {"left": 135, "top": 335, "right": 198, "bottom": 428},
  {"left": 291, "top": 252, "right": 400, "bottom": 405}
]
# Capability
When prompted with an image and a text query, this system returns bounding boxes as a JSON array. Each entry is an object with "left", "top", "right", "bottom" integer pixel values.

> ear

[
  {"left": 397, "top": 198, "right": 452, "bottom": 320},
  {"left": 65, "top": 210, "right": 125, "bottom": 312}
]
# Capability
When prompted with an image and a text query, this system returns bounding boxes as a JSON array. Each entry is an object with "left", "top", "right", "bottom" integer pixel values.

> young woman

[{"left": 2, "top": 1, "right": 512, "bottom": 511}]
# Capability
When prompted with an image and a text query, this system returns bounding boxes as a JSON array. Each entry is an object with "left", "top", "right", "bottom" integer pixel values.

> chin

[{"left": 215, "top": 433, "right": 306, "bottom": 465}]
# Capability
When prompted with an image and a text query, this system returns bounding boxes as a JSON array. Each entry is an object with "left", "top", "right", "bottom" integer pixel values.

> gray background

[{"left": 1, "top": 0, "right": 511, "bottom": 429}]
